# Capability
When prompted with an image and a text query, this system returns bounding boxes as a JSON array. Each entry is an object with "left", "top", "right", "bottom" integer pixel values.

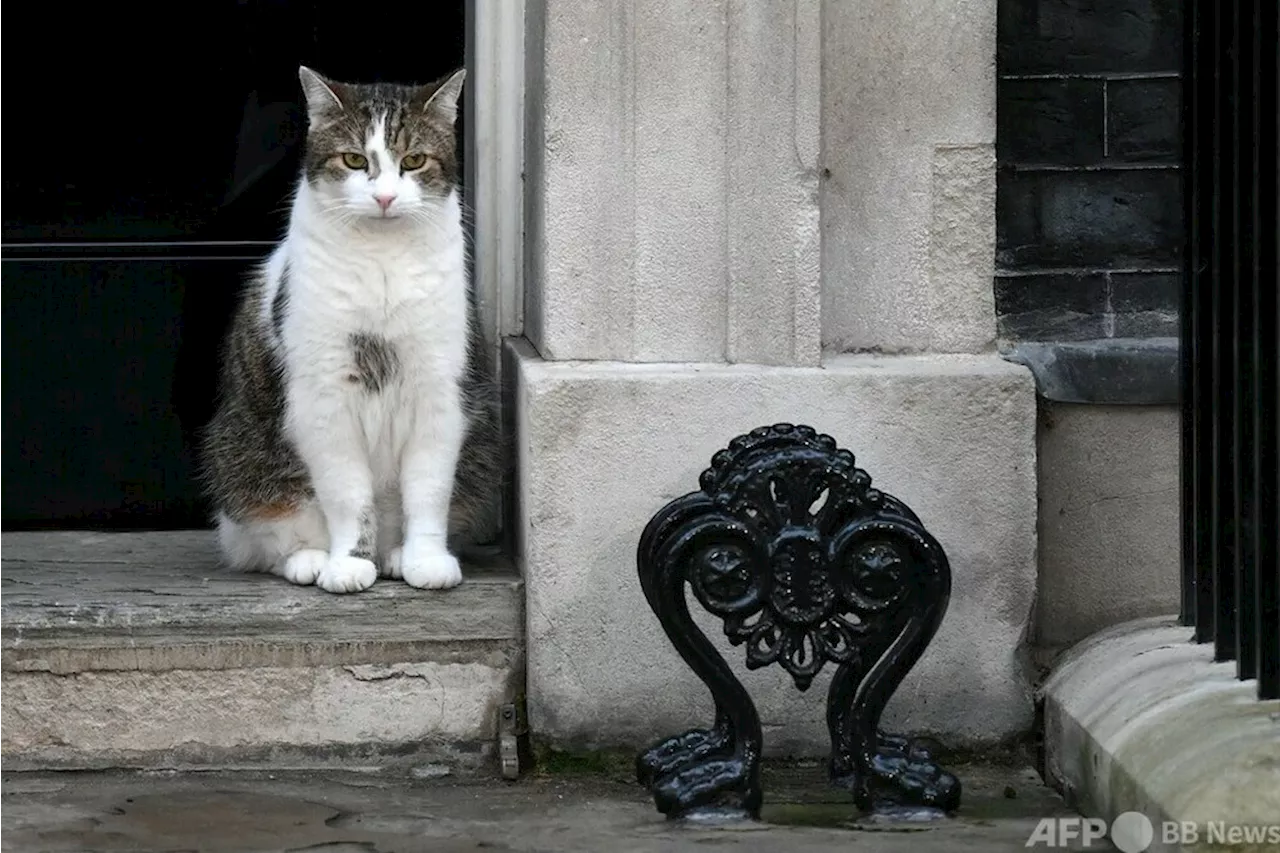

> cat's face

[{"left": 298, "top": 67, "right": 464, "bottom": 223}]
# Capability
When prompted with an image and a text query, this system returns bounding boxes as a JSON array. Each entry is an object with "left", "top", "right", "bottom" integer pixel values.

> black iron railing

[{"left": 1181, "top": 0, "right": 1279, "bottom": 701}]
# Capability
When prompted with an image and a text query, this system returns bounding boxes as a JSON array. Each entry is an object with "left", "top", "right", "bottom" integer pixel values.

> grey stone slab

[
  {"left": 0, "top": 763, "right": 1113, "bottom": 852},
  {"left": 1042, "top": 617, "right": 1280, "bottom": 851},
  {"left": 1000, "top": 337, "right": 1179, "bottom": 405},
  {"left": 1, "top": 531, "right": 523, "bottom": 672}
]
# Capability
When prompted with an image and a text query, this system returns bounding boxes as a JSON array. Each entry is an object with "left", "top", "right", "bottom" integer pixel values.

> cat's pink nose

[{"left": 374, "top": 193, "right": 397, "bottom": 212}]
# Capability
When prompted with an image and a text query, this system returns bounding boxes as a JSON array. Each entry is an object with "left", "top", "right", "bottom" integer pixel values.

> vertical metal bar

[
  {"left": 1210, "top": 0, "right": 1239, "bottom": 661},
  {"left": 1232, "top": 0, "right": 1258, "bottom": 682},
  {"left": 1253, "top": 0, "right": 1280, "bottom": 702},
  {"left": 1180, "top": 0, "right": 1203, "bottom": 628},
  {"left": 1194, "top": 0, "right": 1221, "bottom": 643}
]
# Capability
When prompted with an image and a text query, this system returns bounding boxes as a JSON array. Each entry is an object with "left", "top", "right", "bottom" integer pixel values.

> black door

[{"left": 3, "top": 1, "right": 467, "bottom": 529}]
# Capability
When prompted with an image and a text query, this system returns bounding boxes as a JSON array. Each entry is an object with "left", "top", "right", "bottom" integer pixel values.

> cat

[{"left": 199, "top": 66, "right": 500, "bottom": 594}]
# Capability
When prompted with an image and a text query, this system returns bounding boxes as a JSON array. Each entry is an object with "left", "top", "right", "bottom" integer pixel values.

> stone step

[{"left": 1, "top": 531, "right": 524, "bottom": 774}]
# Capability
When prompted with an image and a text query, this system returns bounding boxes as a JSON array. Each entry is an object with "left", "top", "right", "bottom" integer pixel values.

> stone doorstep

[
  {"left": 0, "top": 531, "right": 525, "bottom": 774},
  {"left": 1041, "top": 615, "right": 1280, "bottom": 853}
]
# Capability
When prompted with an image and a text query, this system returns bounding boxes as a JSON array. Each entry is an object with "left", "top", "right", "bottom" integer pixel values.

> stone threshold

[
  {"left": 1, "top": 531, "right": 524, "bottom": 774},
  {"left": 1040, "top": 615, "right": 1280, "bottom": 853}
]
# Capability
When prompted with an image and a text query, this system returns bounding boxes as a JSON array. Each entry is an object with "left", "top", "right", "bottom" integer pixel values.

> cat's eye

[
  {"left": 341, "top": 153, "right": 368, "bottom": 170},
  {"left": 400, "top": 153, "right": 429, "bottom": 171}
]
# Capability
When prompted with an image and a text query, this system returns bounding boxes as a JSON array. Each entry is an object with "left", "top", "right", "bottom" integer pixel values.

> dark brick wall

[{"left": 995, "top": 0, "right": 1183, "bottom": 343}]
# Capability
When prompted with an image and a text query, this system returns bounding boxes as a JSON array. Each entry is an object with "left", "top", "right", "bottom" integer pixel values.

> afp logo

[{"left": 1026, "top": 812, "right": 1155, "bottom": 852}]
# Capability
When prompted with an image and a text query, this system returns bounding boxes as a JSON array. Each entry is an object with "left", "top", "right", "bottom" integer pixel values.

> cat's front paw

[
  {"left": 279, "top": 548, "right": 328, "bottom": 586},
  {"left": 316, "top": 555, "right": 378, "bottom": 594},
  {"left": 394, "top": 546, "right": 463, "bottom": 590}
]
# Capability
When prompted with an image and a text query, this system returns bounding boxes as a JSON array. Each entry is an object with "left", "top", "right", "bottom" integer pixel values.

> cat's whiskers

[
  {"left": 317, "top": 198, "right": 357, "bottom": 216},
  {"left": 453, "top": 197, "right": 478, "bottom": 227}
]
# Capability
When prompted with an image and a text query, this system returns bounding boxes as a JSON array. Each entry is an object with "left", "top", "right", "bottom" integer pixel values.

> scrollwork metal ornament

[{"left": 635, "top": 424, "right": 961, "bottom": 819}]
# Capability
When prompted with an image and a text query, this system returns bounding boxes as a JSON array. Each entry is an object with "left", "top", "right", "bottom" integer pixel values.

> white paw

[
  {"left": 382, "top": 547, "right": 404, "bottom": 579},
  {"left": 279, "top": 549, "right": 327, "bottom": 586},
  {"left": 399, "top": 549, "right": 463, "bottom": 590},
  {"left": 316, "top": 555, "right": 378, "bottom": 594}
]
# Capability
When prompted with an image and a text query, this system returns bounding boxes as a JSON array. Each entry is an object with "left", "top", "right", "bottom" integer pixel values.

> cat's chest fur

[
  {"left": 275, "top": 227, "right": 468, "bottom": 389},
  {"left": 266, "top": 211, "right": 469, "bottom": 485}
]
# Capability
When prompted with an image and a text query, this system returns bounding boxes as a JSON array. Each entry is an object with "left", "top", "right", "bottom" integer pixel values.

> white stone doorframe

[
  {"left": 464, "top": 0, "right": 526, "bottom": 375},
  {"left": 505, "top": 1, "right": 1039, "bottom": 755},
  {"left": 464, "top": 0, "right": 526, "bottom": 543}
]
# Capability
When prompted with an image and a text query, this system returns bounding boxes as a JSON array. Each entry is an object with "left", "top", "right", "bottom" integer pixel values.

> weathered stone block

[{"left": 513, "top": 340, "right": 1038, "bottom": 754}]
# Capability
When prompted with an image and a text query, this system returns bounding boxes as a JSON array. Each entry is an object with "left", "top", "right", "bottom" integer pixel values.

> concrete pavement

[{"left": 2, "top": 761, "right": 1113, "bottom": 852}]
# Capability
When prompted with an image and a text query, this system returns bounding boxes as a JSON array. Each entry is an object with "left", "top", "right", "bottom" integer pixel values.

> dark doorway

[{"left": 2, "top": 2, "right": 467, "bottom": 529}]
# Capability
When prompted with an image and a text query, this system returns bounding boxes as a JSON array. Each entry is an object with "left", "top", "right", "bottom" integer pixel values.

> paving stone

[{"left": 0, "top": 764, "right": 1114, "bottom": 852}]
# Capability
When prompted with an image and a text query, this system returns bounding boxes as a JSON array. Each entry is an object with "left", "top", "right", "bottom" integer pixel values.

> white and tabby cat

[{"left": 200, "top": 66, "right": 499, "bottom": 594}]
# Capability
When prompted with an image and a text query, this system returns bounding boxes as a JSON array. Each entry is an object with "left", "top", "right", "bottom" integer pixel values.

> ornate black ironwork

[{"left": 635, "top": 424, "right": 960, "bottom": 819}]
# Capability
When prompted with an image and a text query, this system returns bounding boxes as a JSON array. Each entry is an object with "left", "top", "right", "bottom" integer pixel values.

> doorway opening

[
  {"left": 1, "top": 1, "right": 507, "bottom": 533},
  {"left": 0, "top": 0, "right": 529, "bottom": 775}
]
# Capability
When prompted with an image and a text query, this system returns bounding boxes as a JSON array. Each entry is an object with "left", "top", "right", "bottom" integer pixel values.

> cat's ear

[
  {"left": 298, "top": 66, "right": 346, "bottom": 118},
  {"left": 420, "top": 68, "right": 466, "bottom": 125}
]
